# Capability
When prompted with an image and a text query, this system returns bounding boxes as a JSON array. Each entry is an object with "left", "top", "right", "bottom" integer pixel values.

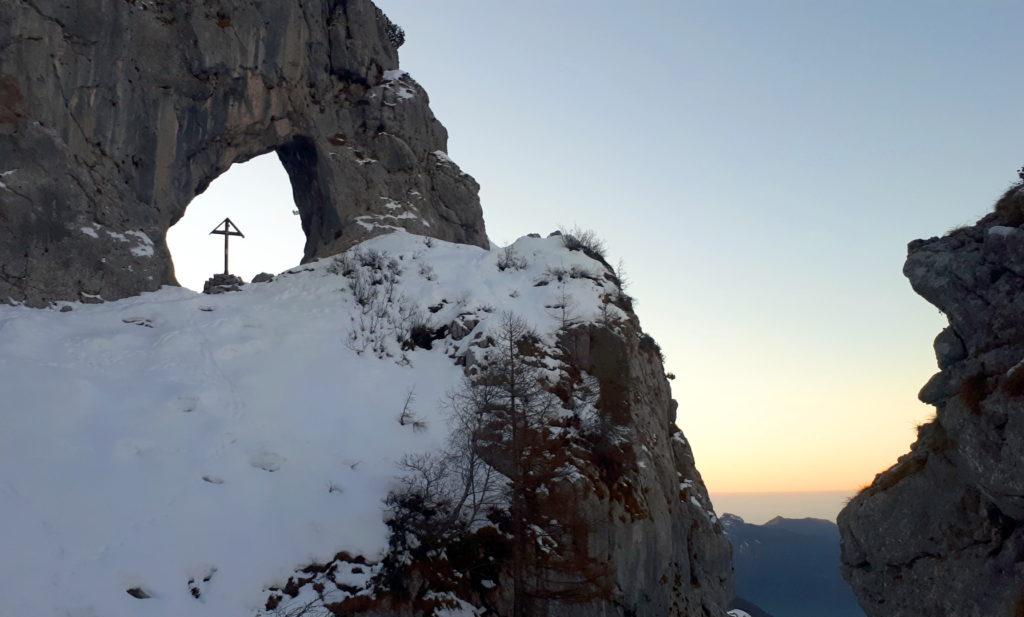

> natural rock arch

[{"left": 0, "top": 0, "right": 486, "bottom": 306}]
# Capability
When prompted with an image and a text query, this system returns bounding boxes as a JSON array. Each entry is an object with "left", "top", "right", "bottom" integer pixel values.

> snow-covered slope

[{"left": 0, "top": 232, "right": 624, "bottom": 617}]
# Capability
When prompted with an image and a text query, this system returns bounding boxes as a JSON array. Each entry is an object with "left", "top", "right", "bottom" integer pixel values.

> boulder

[
  {"left": 203, "top": 273, "right": 244, "bottom": 294},
  {"left": 449, "top": 314, "right": 479, "bottom": 340}
]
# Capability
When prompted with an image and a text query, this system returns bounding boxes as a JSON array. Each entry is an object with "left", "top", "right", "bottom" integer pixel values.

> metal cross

[{"left": 209, "top": 218, "right": 244, "bottom": 275}]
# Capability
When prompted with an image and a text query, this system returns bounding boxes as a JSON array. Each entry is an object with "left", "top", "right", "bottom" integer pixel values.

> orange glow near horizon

[{"left": 658, "top": 313, "right": 942, "bottom": 494}]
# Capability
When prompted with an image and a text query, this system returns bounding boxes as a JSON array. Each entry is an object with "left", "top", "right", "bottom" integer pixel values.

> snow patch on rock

[
  {"left": 0, "top": 169, "right": 15, "bottom": 190},
  {"left": 988, "top": 225, "right": 1019, "bottom": 237}
]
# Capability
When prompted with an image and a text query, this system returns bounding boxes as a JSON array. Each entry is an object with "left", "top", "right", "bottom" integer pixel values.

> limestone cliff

[
  {"left": 0, "top": 0, "right": 486, "bottom": 306},
  {"left": 0, "top": 2, "right": 733, "bottom": 615},
  {"left": 839, "top": 185, "right": 1024, "bottom": 616}
]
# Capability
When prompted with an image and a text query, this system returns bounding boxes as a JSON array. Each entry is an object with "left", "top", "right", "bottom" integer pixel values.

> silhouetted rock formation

[
  {"left": 839, "top": 184, "right": 1024, "bottom": 616},
  {"left": 0, "top": 0, "right": 486, "bottom": 307}
]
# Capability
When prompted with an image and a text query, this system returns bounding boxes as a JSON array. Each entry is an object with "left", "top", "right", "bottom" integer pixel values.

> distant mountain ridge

[
  {"left": 763, "top": 515, "right": 839, "bottom": 538},
  {"left": 723, "top": 513, "right": 864, "bottom": 617}
]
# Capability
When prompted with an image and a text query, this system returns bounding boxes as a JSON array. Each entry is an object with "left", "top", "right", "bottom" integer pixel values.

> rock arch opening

[
  {"left": 0, "top": 0, "right": 487, "bottom": 307},
  {"left": 167, "top": 153, "right": 306, "bottom": 291}
]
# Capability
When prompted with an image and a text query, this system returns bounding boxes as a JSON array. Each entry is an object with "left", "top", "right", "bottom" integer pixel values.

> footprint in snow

[
  {"left": 172, "top": 395, "right": 200, "bottom": 414},
  {"left": 249, "top": 451, "right": 283, "bottom": 473},
  {"left": 187, "top": 566, "right": 217, "bottom": 600}
]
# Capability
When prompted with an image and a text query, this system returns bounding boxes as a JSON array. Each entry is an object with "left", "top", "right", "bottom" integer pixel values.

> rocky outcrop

[
  {"left": 0, "top": 0, "right": 486, "bottom": 306},
  {"left": 839, "top": 185, "right": 1024, "bottom": 616},
  {"left": 552, "top": 321, "right": 734, "bottom": 616},
  {"left": 265, "top": 241, "right": 734, "bottom": 617},
  {"left": 202, "top": 272, "right": 242, "bottom": 293}
]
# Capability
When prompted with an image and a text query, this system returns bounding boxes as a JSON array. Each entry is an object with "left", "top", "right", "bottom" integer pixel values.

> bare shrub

[
  {"left": 546, "top": 279, "right": 580, "bottom": 330},
  {"left": 994, "top": 182, "right": 1024, "bottom": 225},
  {"left": 397, "top": 388, "right": 427, "bottom": 432},
  {"left": 544, "top": 266, "right": 568, "bottom": 282},
  {"left": 405, "top": 323, "right": 433, "bottom": 349},
  {"left": 380, "top": 12, "right": 405, "bottom": 48},
  {"left": 595, "top": 295, "right": 624, "bottom": 330},
  {"left": 418, "top": 263, "right": 437, "bottom": 281},
  {"left": 343, "top": 249, "right": 426, "bottom": 360},
  {"left": 558, "top": 226, "right": 607, "bottom": 262},
  {"left": 639, "top": 332, "right": 665, "bottom": 362},
  {"left": 380, "top": 313, "right": 612, "bottom": 613},
  {"left": 325, "top": 254, "right": 353, "bottom": 276},
  {"left": 497, "top": 246, "right": 528, "bottom": 272},
  {"left": 612, "top": 259, "right": 629, "bottom": 291}
]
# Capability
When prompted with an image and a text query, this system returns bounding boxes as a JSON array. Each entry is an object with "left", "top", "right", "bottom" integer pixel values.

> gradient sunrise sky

[{"left": 170, "top": 1, "right": 1024, "bottom": 493}]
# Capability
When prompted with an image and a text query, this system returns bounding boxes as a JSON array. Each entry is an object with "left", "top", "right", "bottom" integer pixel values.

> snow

[
  {"left": 689, "top": 494, "right": 718, "bottom": 525},
  {"left": 355, "top": 210, "right": 430, "bottom": 231},
  {"left": 434, "top": 598, "right": 485, "bottom": 617},
  {"left": 0, "top": 230, "right": 623, "bottom": 617},
  {"left": 433, "top": 150, "right": 455, "bottom": 164},
  {"left": 125, "top": 230, "right": 155, "bottom": 257},
  {"left": 393, "top": 87, "right": 415, "bottom": 101},
  {"left": 0, "top": 169, "right": 15, "bottom": 190},
  {"left": 382, "top": 69, "right": 415, "bottom": 100},
  {"left": 988, "top": 225, "right": 1018, "bottom": 237},
  {"left": 84, "top": 225, "right": 155, "bottom": 257},
  {"left": 727, "top": 611, "right": 752, "bottom": 617},
  {"left": 432, "top": 151, "right": 470, "bottom": 177},
  {"left": 380, "top": 198, "right": 425, "bottom": 227},
  {"left": 354, "top": 215, "right": 401, "bottom": 232}
]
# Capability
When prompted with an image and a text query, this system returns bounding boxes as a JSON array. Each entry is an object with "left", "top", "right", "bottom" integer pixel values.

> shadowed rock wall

[
  {"left": 839, "top": 186, "right": 1024, "bottom": 617},
  {"left": 0, "top": 0, "right": 486, "bottom": 306}
]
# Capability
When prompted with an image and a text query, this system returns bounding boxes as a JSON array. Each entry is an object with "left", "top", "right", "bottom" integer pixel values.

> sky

[{"left": 169, "top": 2, "right": 1024, "bottom": 495}]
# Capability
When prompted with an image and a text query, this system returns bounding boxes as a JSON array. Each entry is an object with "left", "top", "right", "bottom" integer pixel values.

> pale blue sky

[{"left": 171, "top": 2, "right": 1024, "bottom": 492}]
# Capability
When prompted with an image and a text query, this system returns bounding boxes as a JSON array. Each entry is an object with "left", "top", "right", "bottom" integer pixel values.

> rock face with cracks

[
  {"left": 0, "top": 0, "right": 486, "bottom": 306},
  {"left": 839, "top": 185, "right": 1024, "bottom": 617},
  {"left": 557, "top": 322, "right": 734, "bottom": 617}
]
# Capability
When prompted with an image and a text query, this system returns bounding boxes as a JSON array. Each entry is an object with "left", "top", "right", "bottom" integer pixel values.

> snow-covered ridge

[{"left": 0, "top": 231, "right": 625, "bottom": 617}]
